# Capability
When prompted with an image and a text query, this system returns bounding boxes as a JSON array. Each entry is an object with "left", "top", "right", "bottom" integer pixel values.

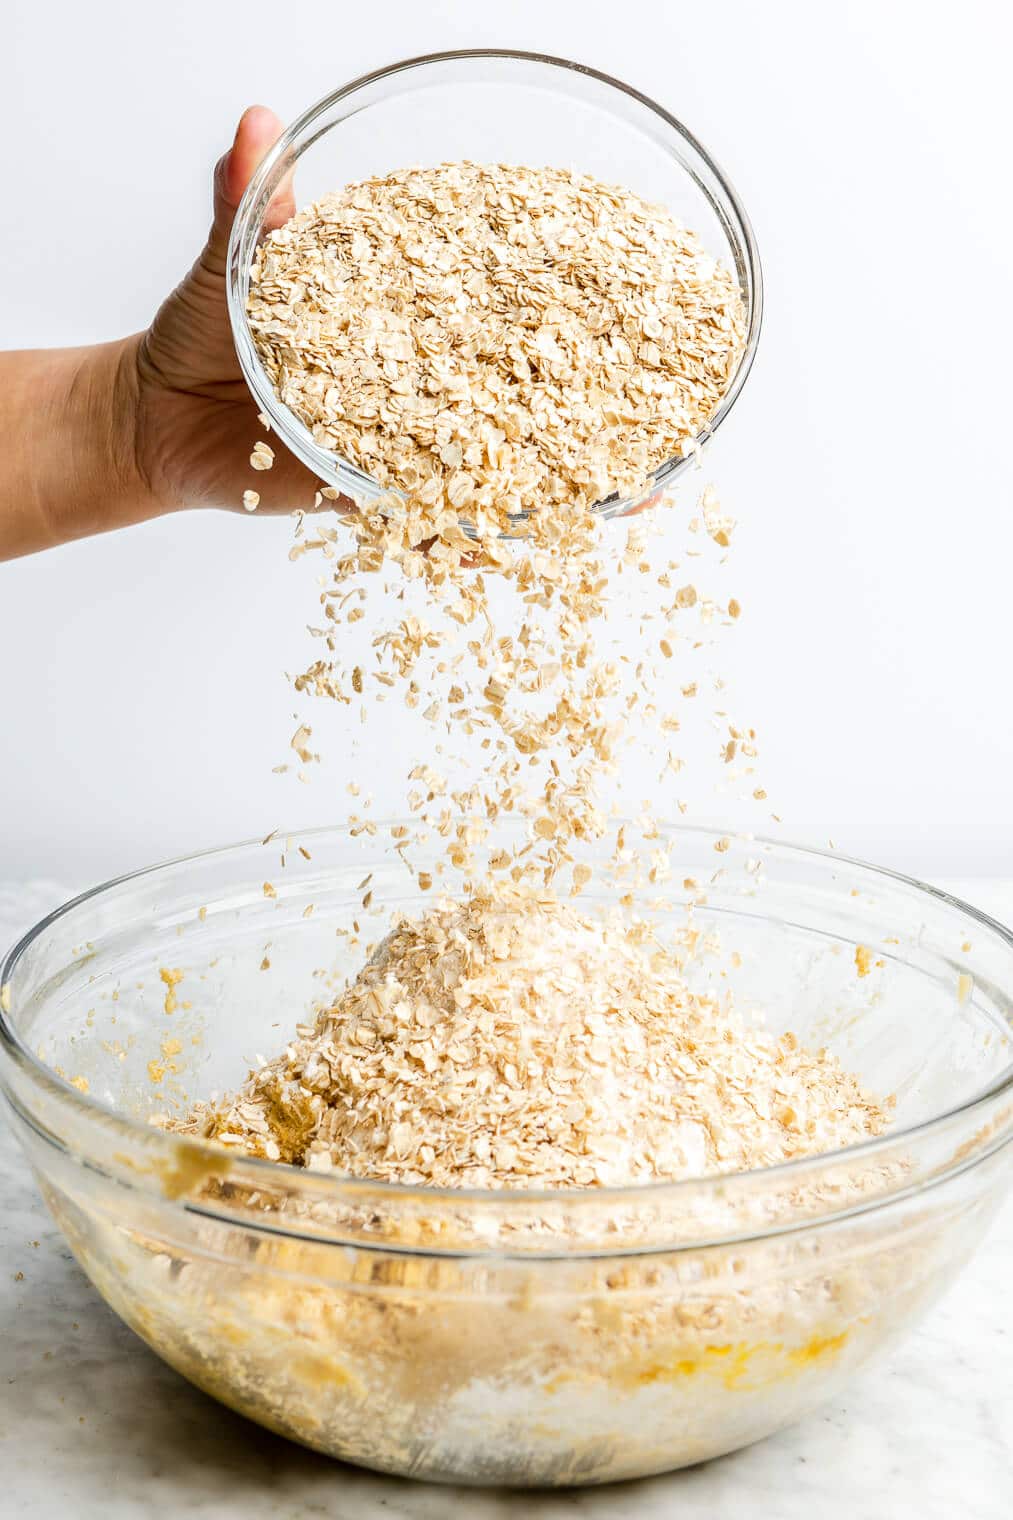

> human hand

[
  {"left": 131, "top": 105, "right": 317, "bottom": 517},
  {"left": 0, "top": 106, "right": 322, "bottom": 561}
]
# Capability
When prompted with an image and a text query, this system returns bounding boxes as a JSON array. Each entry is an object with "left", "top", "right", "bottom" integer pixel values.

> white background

[{"left": 2, "top": 0, "right": 1011, "bottom": 884}]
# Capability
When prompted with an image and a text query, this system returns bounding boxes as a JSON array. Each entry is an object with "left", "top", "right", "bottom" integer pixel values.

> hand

[
  {"left": 133, "top": 105, "right": 316, "bottom": 516},
  {"left": 0, "top": 107, "right": 315, "bottom": 561}
]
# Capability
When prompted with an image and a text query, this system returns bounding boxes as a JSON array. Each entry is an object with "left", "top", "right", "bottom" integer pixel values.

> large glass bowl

[
  {"left": 1, "top": 826, "right": 1010, "bottom": 1486},
  {"left": 226, "top": 50, "right": 762, "bottom": 522}
]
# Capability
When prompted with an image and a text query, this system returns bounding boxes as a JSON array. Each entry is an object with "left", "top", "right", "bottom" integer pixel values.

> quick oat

[{"left": 248, "top": 163, "right": 745, "bottom": 529}]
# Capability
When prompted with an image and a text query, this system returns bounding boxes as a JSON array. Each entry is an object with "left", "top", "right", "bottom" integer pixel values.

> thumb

[{"left": 206, "top": 105, "right": 293, "bottom": 273}]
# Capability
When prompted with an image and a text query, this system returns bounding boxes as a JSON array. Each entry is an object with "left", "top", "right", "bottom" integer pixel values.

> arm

[
  {"left": 0, "top": 339, "right": 144, "bottom": 558},
  {"left": 0, "top": 106, "right": 314, "bottom": 563}
]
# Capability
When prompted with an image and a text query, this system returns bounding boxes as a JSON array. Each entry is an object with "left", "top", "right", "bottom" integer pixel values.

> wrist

[
  {"left": 0, "top": 336, "right": 169, "bottom": 561},
  {"left": 87, "top": 335, "right": 169, "bottom": 530},
  {"left": 47, "top": 336, "right": 166, "bottom": 545}
]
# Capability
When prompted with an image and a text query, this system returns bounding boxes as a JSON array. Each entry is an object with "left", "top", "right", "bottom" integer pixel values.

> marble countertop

[{"left": 2, "top": 877, "right": 1010, "bottom": 1519}]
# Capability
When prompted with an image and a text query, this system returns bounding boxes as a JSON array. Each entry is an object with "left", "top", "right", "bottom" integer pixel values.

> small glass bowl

[
  {"left": 1, "top": 826, "right": 1011, "bottom": 1486},
  {"left": 226, "top": 49, "right": 762, "bottom": 521}
]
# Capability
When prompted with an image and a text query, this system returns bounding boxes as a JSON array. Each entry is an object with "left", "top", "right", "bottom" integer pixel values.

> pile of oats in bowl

[{"left": 169, "top": 883, "right": 892, "bottom": 1188}]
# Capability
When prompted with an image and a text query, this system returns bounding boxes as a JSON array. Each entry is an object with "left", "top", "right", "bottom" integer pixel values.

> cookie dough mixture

[{"left": 141, "top": 885, "right": 904, "bottom": 1487}]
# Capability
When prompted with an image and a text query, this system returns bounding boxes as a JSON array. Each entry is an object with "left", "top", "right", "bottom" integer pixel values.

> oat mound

[
  {"left": 248, "top": 162, "right": 745, "bottom": 529},
  {"left": 171, "top": 889, "right": 890, "bottom": 1188}
]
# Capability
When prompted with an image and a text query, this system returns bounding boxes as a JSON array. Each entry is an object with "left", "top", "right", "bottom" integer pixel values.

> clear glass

[
  {"left": 226, "top": 50, "right": 762, "bottom": 522},
  {"left": 1, "top": 826, "right": 1011, "bottom": 1486}
]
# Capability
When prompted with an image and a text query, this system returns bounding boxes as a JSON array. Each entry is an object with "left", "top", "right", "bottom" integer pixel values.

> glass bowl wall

[{"left": 1, "top": 826, "right": 1010, "bottom": 1485}]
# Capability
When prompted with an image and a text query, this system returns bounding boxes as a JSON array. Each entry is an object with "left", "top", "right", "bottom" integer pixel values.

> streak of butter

[
  {"left": 786, "top": 1329, "right": 849, "bottom": 1367},
  {"left": 549, "top": 1328, "right": 851, "bottom": 1396},
  {"left": 110, "top": 1140, "right": 231, "bottom": 1199},
  {"left": 287, "top": 1348, "right": 364, "bottom": 1396},
  {"left": 157, "top": 1141, "right": 232, "bottom": 1200},
  {"left": 108, "top": 1143, "right": 231, "bottom": 1203}
]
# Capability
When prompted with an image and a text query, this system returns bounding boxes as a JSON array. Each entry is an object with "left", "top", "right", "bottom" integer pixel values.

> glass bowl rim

[
  {"left": 2, "top": 821, "right": 1011, "bottom": 1232},
  {"left": 225, "top": 47, "right": 764, "bottom": 517}
]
